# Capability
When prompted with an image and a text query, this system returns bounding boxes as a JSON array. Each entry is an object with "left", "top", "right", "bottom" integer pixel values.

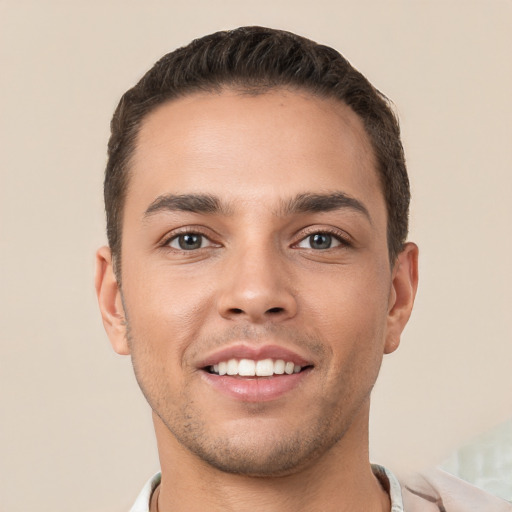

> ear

[
  {"left": 95, "top": 246, "right": 130, "bottom": 355},
  {"left": 384, "top": 242, "right": 419, "bottom": 354}
]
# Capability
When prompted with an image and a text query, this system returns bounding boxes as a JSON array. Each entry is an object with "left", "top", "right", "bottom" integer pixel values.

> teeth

[
  {"left": 238, "top": 359, "right": 256, "bottom": 376},
  {"left": 227, "top": 359, "right": 238, "bottom": 375},
  {"left": 255, "top": 359, "right": 274, "bottom": 377},
  {"left": 274, "top": 359, "right": 285, "bottom": 374},
  {"left": 209, "top": 358, "right": 305, "bottom": 377}
]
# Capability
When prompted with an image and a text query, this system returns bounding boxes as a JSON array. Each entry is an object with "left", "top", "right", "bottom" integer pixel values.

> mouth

[
  {"left": 205, "top": 358, "right": 310, "bottom": 377},
  {"left": 199, "top": 345, "right": 314, "bottom": 402}
]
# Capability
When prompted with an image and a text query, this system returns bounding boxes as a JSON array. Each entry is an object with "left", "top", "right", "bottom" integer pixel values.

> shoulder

[{"left": 400, "top": 468, "right": 512, "bottom": 512}]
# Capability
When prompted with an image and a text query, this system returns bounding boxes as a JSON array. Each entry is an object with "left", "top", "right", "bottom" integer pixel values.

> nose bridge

[{"left": 217, "top": 233, "right": 297, "bottom": 322}]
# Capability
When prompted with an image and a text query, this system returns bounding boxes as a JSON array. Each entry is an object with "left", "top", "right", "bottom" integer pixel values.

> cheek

[
  {"left": 122, "top": 272, "right": 211, "bottom": 412},
  {"left": 298, "top": 264, "right": 390, "bottom": 374},
  {"left": 121, "top": 264, "right": 215, "bottom": 370},
  {"left": 300, "top": 263, "right": 390, "bottom": 330}
]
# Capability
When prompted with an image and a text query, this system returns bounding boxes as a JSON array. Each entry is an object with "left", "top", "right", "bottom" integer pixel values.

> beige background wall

[{"left": 1, "top": 1, "right": 511, "bottom": 511}]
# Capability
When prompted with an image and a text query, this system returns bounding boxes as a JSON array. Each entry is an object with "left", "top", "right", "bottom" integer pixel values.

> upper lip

[{"left": 198, "top": 343, "right": 313, "bottom": 369}]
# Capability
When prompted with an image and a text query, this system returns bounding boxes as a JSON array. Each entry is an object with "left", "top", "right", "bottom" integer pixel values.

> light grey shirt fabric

[
  {"left": 400, "top": 468, "right": 512, "bottom": 511},
  {"left": 441, "top": 418, "right": 512, "bottom": 502}
]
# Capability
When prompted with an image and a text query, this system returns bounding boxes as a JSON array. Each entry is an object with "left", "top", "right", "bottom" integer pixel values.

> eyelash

[
  {"left": 294, "top": 227, "right": 352, "bottom": 250},
  {"left": 159, "top": 227, "right": 352, "bottom": 252}
]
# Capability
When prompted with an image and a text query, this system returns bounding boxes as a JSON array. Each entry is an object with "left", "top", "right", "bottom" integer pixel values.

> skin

[{"left": 96, "top": 88, "right": 418, "bottom": 512}]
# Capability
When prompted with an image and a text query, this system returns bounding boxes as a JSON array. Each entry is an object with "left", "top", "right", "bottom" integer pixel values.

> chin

[
  {"left": 187, "top": 437, "right": 323, "bottom": 477},
  {"left": 165, "top": 410, "right": 348, "bottom": 477}
]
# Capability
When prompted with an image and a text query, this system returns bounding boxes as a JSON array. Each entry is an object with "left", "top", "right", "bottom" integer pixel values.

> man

[{"left": 94, "top": 27, "right": 507, "bottom": 511}]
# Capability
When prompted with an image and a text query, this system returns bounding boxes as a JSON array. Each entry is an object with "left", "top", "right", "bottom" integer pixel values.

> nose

[{"left": 216, "top": 244, "right": 298, "bottom": 323}]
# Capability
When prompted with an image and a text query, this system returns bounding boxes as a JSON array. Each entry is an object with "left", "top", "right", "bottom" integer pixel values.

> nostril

[
  {"left": 267, "top": 307, "right": 285, "bottom": 314},
  {"left": 230, "top": 308, "right": 244, "bottom": 315}
]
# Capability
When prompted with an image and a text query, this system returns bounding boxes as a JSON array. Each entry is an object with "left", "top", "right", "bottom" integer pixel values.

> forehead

[{"left": 128, "top": 88, "right": 384, "bottom": 215}]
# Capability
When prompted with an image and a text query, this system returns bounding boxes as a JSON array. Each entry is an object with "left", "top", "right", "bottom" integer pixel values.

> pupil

[
  {"left": 179, "top": 234, "right": 201, "bottom": 250},
  {"left": 311, "top": 233, "right": 331, "bottom": 249}
]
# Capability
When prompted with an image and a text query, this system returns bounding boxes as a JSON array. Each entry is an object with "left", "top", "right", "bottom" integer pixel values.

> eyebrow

[
  {"left": 143, "top": 191, "right": 371, "bottom": 223},
  {"left": 279, "top": 192, "right": 372, "bottom": 223},
  {"left": 144, "top": 194, "right": 232, "bottom": 217}
]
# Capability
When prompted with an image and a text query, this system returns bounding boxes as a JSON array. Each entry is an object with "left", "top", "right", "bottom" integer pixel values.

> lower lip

[{"left": 201, "top": 369, "right": 312, "bottom": 402}]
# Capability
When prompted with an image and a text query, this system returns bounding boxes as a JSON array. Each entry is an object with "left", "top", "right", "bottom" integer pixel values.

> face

[{"left": 96, "top": 88, "right": 417, "bottom": 476}]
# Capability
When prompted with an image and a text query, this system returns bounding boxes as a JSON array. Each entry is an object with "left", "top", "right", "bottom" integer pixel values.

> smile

[
  {"left": 199, "top": 344, "right": 314, "bottom": 401},
  {"left": 208, "top": 358, "right": 304, "bottom": 377}
]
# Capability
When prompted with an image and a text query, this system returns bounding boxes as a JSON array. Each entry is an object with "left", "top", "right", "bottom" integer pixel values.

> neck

[{"left": 151, "top": 411, "right": 390, "bottom": 512}]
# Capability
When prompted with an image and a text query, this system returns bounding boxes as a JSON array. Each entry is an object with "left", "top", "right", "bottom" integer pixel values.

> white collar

[{"left": 129, "top": 465, "right": 404, "bottom": 512}]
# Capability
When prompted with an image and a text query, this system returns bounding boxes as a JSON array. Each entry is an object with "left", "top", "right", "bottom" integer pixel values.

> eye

[
  {"left": 297, "top": 232, "right": 342, "bottom": 250},
  {"left": 168, "top": 233, "right": 211, "bottom": 250}
]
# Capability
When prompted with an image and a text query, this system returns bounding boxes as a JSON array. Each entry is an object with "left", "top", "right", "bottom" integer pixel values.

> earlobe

[
  {"left": 95, "top": 246, "right": 130, "bottom": 355},
  {"left": 384, "top": 242, "right": 419, "bottom": 355}
]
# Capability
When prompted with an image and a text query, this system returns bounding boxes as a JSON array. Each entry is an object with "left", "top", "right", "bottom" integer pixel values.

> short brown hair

[{"left": 105, "top": 26, "right": 409, "bottom": 276}]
